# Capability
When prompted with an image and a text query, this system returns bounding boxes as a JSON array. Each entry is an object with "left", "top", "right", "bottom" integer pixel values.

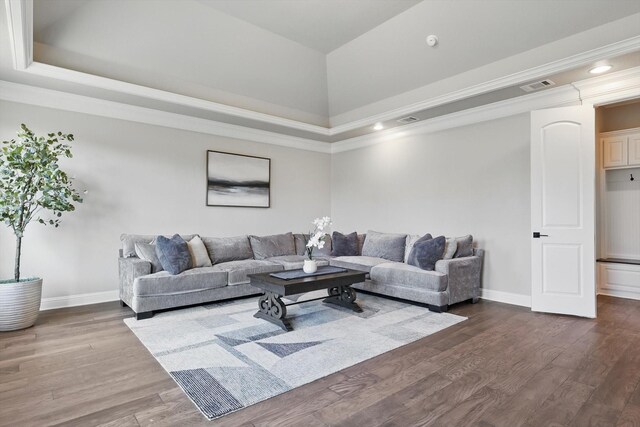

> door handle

[{"left": 533, "top": 232, "right": 549, "bottom": 238}]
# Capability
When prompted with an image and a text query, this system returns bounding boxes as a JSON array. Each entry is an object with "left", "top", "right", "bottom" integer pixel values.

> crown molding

[
  {"left": 329, "top": 36, "right": 640, "bottom": 135},
  {"left": 0, "top": 80, "right": 332, "bottom": 153},
  {"left": 331, "top": 66, "right": 640, "bottom": 154},
  {"left": 25, "top": 62, "right": 332, "bottom": 136},
  {"left": 4, "top": 0, "right": 33, "bottom": 70}
]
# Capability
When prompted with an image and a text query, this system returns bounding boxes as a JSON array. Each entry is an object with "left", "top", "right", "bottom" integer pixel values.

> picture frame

[{"left": 206, "top": 150, "right": 271, "bottom": 208}]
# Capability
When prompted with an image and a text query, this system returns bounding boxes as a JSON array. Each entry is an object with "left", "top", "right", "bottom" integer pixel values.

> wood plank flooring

[{"left": 1, "top": 295, "right": 640, "bottom": 426}]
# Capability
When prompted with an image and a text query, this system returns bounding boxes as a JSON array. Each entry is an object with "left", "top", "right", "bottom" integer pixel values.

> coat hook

[{"left": 631, "top": 173, "right": 635, "bottom": 181}]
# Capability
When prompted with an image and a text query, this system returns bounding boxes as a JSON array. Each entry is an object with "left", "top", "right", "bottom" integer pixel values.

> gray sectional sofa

[{"left": 118, "top": 231, "right": 483, "bottom": 319}]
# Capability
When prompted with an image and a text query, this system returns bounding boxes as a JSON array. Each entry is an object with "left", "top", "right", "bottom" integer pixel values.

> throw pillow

[
  {"left": 404, "top": 233, "right": 433, "bottom": 263},
  {"left": 155, "top": 234, "right": 192, "bottom": 275},
  {"left": 201, "top": 235, "right": 253, "bottom": 264},
  {"left": 361, "top": 230, "right": 408, "bottom": 262},
  {"left": 443, "top": 238, "right": 458, "bottom": 260},
  {"left": 408, "top": 235, "right": 446, "bottom": 271},
  {"left": 331, "top": 231, "right": 359, "bottom": 257},
  {"left": 187, "top": 235, "right": 212, "bottom": 268},
  {"left": 249, "top": 232, "right": 296, "bottom": 260},
  {"left": 134, "top": 242, "right": 163, "bottom": 273},
  {"left": 454, "top": 235, "right": 473, "bottom": 258}
]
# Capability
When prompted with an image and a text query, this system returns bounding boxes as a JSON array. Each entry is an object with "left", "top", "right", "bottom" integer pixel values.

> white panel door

[
  {"left": 602, "top": 136, "right": 627, "bottom": 168},
  {"left": 629, "top": 133, "right": 640, "bottom": 166},
  {"left": 531, "top": 105, "right": 596, "bottom": 318}
]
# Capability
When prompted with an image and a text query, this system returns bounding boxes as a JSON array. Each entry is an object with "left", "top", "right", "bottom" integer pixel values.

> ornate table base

[
  {"left": 323, "top": 285, "right": 363, "bottom": 313},
  {"left": 254, "top": 292, "right": 292, "bottom": 331},
  {"left": 253, "top": 285, "right": 362, "bottom": 331}
]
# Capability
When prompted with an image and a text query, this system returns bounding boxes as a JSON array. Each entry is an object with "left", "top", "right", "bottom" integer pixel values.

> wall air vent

[
  {"left": 520, "top": 79, "right": 555, "bottom": 92},
  {"left": 397, "top": 116, "right": 419, "bottom": 124}
]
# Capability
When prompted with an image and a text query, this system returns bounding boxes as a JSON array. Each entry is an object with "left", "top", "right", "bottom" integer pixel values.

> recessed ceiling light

[
  {"left": 589, "top": 65, "right": 612, "bottom": 74},
  {"left": 373, "top": 122, "right": 384, "bottom": 131}
]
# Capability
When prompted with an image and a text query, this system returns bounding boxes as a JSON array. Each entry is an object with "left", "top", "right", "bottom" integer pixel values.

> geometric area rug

[{"left": 124, "top": 291, "right": 466, "bottom": 420}]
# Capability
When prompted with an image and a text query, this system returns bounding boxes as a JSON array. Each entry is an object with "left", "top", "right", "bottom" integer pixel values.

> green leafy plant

[{"left": 0, "top": 124, "right": 83, "bottom": 282}]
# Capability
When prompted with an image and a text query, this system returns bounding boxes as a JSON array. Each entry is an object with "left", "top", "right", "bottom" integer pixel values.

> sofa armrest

[
  {"left": 435, "top": 256, "right": 482, "bottom": 305},
  {"left": 118, "top": 257, "right": 151, "bottom": 306}
]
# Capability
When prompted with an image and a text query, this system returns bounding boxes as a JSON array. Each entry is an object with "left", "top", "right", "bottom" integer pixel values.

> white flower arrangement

[{"left": 305, "top": 216, "right": 332, "bottom": 260}]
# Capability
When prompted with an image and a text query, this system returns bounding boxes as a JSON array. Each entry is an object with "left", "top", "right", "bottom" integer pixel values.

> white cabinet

[
  {"left": 603, "top": 136, "right": 628, "bottom": 168},
  {"left": 601, "top": 128, "right": 640, "bottom": 169},
  {"left": 629, "top": 134, "right": 640, "bottom": 166}
]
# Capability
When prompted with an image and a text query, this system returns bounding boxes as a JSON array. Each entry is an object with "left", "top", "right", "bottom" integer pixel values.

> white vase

[
  {"left": 0, "top": 278, "right": 42, "bottom": 331},
  {"left": 303, "top": 259, "right": 318, "bottom": 274}
]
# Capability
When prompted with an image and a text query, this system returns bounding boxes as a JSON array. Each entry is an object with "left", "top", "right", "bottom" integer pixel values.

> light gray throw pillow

[
  {"left": 187, "top": 235, "right": 212, "bottom": 268},
  {"left": 361, "top": 230, "right": 408, "bottom": 262},
  {"left": 134, "top": 242, "right": 163, "bottom": 273},
  {"left": 454, "top": 235, "right": 473, "bottom": 258},
  {"left": 443, "top": 238, "right": 458, "bottom": 260},
  {"left": 249, "top": 232, "right": 296, "bottom": 260}
]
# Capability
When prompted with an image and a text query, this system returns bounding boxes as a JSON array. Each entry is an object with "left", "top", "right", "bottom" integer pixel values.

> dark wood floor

[{"left": 1, "top": 295, "right": 640, "bottom": 427}]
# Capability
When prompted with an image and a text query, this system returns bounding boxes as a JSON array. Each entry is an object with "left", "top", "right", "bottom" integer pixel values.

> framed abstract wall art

[{"left": 206, "top": 150, "right": 271, "bottom": 208}]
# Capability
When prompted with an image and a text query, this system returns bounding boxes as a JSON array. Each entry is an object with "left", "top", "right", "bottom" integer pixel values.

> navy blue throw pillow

[
  {"left": 408, "top": 235, "right": 446, "bottom": 271},
  {"left": 155, "top": 234, "right": 192, "bottom": 275},
  {"left": 331, "top": 231, "right": 359, "bottom": 257}
]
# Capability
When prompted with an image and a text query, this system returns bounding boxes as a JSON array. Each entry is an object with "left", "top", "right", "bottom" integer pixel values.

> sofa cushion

[
  {"left": 133, "top": 267, "right": 228, "bottom": 297},
  {"left": 202, "top": 236, "right": 253, "bottom": 264},
  {"left": 330, "top": 256, "right": 389, "bottom": 273},
  {"left": 249, "top": 233, "right": 296, "bottom": 260},
  {"left": 331, "top": 231, "right": 359, "bottom": 257},
  {"left": 370, "top": 262, "right": 448, "bottom": 292},
  {"left": 454, "top": 235, "right": 473, "bottom": 258},
  {"left": 121, "top": 234, "right": 194, "bottom": 258},
  {"left": 361, "top": 230, "right": 407, "bottom": 262},
  {"left": 155, "top": 234, "right": 192, "bottom": 275},
  {"left": 187, "top": 236, "right": 213, "bottom": 268},
  {"left": 408, "top": 235, "right": 446, "bottom": 271},
  {"left": 135, "top": 242, "right": 163, "bottom": 273},
  {"left": 443, "top": 238, "right": 458, "bottom": 260},
  {"left": 404, "top": 234, "right": 433, "bottom": 263},
  {"left": 212, "top": 259, "right": 283, "bottom": 285},
  {"left": 266, "top": 255, "right": 329, "bottom": 270}
]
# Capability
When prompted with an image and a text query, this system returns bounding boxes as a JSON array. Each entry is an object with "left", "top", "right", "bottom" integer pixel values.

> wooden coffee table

[{"left": 248, "top": 268, "right": 366, "bottom": 331}]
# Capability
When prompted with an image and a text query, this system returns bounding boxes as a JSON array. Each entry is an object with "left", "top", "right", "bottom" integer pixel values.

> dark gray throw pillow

[
  {"left": 408, "top": 235, "right": 446, "bottom": 271},
  {"left": 454, "top": 235, "right": 473, "bottom": 258},
  {"left": 331, "top": 231, "right": 359, "bottom": 257},
  {"left": 155, "top": 234, "right": 192, "bottom": 275},
  {"left": 249, "top": 232, "right": 296, "bottom": 260}
]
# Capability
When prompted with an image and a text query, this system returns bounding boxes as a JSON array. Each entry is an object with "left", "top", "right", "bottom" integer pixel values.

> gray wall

[
  {"left": 331, "top": 114, "right": 532, "bottom": 296},
  {"left": 0, "top": 100, "right": 332, "bottom": 299}
]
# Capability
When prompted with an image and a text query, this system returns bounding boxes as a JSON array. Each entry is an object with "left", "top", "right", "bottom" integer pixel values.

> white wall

[
  {"left": 331, "top": 114, "right": 532, "bottom": 296},
  {"left": 0, "top": 100, "right": 332, "bottom": 300}
]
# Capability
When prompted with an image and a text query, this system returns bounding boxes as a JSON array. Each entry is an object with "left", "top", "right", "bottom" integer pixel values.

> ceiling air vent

[
  {"left": 520, "top": 79, "right": 555, "bottom": 92},
  {"left": 397, "top": 116, "right": 419, "bottom": 124}
]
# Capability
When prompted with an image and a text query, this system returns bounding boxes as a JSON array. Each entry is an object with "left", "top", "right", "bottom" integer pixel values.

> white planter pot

[
  {"left": 303, "top": 260, "right": 318, "bottom": 274},
  {"left": 0, "top": 278, "right": 42, "bottom": 331}
]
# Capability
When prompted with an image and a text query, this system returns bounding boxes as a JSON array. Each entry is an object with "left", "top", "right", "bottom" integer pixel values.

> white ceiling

[
  {"left": 196, "top": 0, "right": 422, "bottom": 53},
  {"left": 6, "top": 0, "right": 640, "bottom": 141}
]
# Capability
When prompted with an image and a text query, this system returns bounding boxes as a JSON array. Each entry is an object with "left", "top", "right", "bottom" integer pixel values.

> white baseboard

[
  {"left": 480, "top": 288, "right": 532, "bottom": 308},
  {"left": 40, "top": 290, "right": 119, "bottom": 311},
  {"left": 597, "top": 289, "right": 640, "bottom": 301}
]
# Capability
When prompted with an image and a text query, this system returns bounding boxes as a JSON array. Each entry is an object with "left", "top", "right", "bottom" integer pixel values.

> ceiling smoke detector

[{"left": 426, "top": 35, "right": 438, "bottom": 47}]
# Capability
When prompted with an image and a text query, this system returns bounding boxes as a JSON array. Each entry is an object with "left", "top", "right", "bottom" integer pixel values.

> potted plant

[
  {"left": 0, "top": 124, "right": 82, "bottom": 331},
  {"left": 303, "top": 216, "right": 331, "bottom": 273}
]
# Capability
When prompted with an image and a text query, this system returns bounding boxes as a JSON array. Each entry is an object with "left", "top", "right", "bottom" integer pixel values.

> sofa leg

[
  {"left": 471, "top": 297, "right": 480, "bottom": 304},
  {"left": 119, "top": 300, "right": 127, "bottom": 308},
  {"left": 136, "top": 311, "right": 154, "bottom": 320},
  {"left": 427, "top": 304, "right": 448, "bottom": 313}
]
